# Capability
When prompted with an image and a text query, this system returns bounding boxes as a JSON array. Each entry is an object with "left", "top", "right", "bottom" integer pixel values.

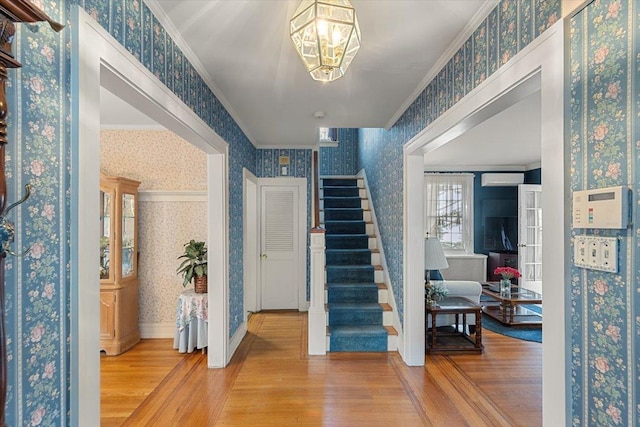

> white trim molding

[
  {"left": 139, "top": 322, "right": 175, "bottom": 339},
  {"left": 139, "top": 190, "right": 207, "bottom": 202}
]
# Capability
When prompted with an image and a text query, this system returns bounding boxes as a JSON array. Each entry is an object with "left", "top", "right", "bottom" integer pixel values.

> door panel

[
  {"left": 518, "top": 184, "right": 542, "bottom": 294},
  {"left": 260, "top": 186, "right": 299, "bottom": 309}
]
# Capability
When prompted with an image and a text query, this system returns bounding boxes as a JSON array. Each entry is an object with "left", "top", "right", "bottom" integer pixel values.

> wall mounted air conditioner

[{"left": 481, "top": 173, "right": 524, "bottom": 187}]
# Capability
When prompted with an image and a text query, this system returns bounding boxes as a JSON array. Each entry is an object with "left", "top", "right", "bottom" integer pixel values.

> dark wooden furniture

[
  {"left": 487, "top": 251, "right": 518, "bottom": 281},
  {"left": 0, "top": 3, "right": 62, "bottom": 425},
  {"left": 425, "top": 296, "right": 483, "bottom": 354},
  {"left": 481, "top": 283, "right": 542, "bottom": 327}
]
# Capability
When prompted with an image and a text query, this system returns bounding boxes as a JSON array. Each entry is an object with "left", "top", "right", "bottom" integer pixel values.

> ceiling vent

[{"left": 481, "top": 173, "right": 524, "bottom": 187}]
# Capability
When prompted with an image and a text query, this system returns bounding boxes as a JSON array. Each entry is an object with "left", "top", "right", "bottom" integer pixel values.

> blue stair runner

[{"left": 324, "top": 178, "right": 388, "bottom": 352}]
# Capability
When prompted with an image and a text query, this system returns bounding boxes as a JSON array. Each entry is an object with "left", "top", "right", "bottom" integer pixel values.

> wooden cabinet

[
  {"left": 100, "top": 173, "right": 141, "bottom": 355},
  {"left": 487, "top": 251, "right": 518, "bottom": 281}
]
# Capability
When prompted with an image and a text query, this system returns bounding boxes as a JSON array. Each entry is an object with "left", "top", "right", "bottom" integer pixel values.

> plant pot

[{"left": 194, "top": 275, "right": 208, "bottom": 294}]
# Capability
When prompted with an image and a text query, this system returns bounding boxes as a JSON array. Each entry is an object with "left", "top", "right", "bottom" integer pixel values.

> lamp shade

[{"left": 424, "top": 238, "right": 449, "bottom": 270}]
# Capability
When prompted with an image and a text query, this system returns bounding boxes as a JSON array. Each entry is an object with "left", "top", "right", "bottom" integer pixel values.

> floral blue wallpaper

[
  {"left": 4, "top": 1, "right": 68, "bottom": 425},
  {"left": 256, "top": 149, "right": 312, "bottom": 299},
  {"left": 570, "top": 1, "right": 638, "bottom": 425},
  {"left": 319, "top": 128, "right": 359, "bottom": 176},
  {"left": 358, "top": 0, "right": 560, "bottom": 324},
  {"left": 3, "top": 0, "right": 637, "bottom": 425},
  {"left": 3, "top": 0, "right": 256, "bottom": 424}
]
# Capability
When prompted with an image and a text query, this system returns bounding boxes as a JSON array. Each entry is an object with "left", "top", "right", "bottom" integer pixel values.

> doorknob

[{"left": 261, "top": 254, "right": 268, "bottom": 259}]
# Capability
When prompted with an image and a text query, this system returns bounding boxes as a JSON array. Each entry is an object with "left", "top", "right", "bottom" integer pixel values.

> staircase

[{"left": 321, "top": 177, "right": 397, "bottom": 352}]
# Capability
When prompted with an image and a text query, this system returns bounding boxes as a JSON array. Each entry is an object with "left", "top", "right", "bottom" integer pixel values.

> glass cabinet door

[
  {"left": 121, "top": 192, "right": 136, "bottom": 277},
  {"left": 100, "top": 190, "right": 112, "bottom": 280}
]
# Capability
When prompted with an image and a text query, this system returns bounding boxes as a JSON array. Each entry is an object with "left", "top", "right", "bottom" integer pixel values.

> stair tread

[
  {"left": 328, "top": 302, "right": 383, "bottom": 310},
  {"left": 326, "top": 248, "right": 371, "bottom": 251},
  {"left": 385, "top": 326, "right": 398, "bottom": 336},
  {"left": 328, "top": 325, "right": 388, "bottom": 335},
  {"left": 326, "top": 282, "right": 377, "bottom": 287},
  {"left": 326, "top": 265, "right": 373, "bottom": 269}
]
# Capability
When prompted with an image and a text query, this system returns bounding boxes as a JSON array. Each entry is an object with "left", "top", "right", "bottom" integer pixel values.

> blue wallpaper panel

[
  {"left": 256, "top": 149, "right": 312, "bottom": 299},
  {"left": 319, "top": 128, "right": 359, "bottom": 176},
  {"left": 570, "top": 1, "right": 638, "bottom": 425},
  {"left": 2, "top": 0, "right": 257, "bottom": 424},
  {"left": 358, "top": 0, "right": 560, "bottom": 325}
]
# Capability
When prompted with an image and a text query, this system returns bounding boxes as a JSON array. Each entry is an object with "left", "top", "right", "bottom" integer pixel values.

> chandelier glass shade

[{"left": 290, "top": 0, "right": 361, "bottom": 82}]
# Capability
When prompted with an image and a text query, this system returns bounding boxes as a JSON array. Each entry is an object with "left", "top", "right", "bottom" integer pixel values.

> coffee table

[
  {"left": 481, "top": 283, "right": 542, "bottom": 327},
  {"left": 425, "top": 296, "right": 483, "bottom": 354}
]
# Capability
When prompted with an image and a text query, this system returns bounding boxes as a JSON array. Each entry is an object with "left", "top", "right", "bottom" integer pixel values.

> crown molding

[
  {"left": 144, "top": 0, "right": 257, "bottom": 146},
  {"left": 385, "top": 0, "right": 499, "bottom": 130}
]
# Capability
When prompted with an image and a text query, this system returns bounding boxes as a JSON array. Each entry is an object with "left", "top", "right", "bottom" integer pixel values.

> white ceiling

[{"left": 100, "top": 0, "right": 542, "bottom": 169}]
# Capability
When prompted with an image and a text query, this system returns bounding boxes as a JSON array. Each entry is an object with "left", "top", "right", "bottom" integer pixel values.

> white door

[
  {"left": 260, "top": 185, "right": 299, "bottom": 309},
  {"left": 518, "top": 184, "right": 542, "bottom": 294}
]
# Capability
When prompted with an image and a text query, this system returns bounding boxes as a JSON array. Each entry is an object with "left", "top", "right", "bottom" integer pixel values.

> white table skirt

[
  {"left": 173, "top": 290, "right": 208, "bottom": 353},
  {"left": 173, "top": 317, "right": 208, "bottom": 353}
]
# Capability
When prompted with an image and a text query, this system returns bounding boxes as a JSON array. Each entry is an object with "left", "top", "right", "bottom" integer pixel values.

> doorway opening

[
  {"left": 71, "top": 7, "right": 229, "bottom": 425},
  {"left": 403, "top": 21, "right": 568, "bottom": 426}
]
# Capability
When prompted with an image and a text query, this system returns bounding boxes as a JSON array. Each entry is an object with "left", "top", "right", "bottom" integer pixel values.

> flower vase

[{"left": 499, "top": 279, "right": 511, "bottom": 297}]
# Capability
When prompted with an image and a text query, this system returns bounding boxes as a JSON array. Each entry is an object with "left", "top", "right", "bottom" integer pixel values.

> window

[
  {"left": 424, "top": 173, "right": 474, "bottom": 253},
  {"left": 318, "top": 127, "right": 338, "bottom": 146}
]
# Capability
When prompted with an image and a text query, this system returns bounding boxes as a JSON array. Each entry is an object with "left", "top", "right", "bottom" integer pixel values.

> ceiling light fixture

[{"left": 290, "top": 0, "right": 361, "bottom": 82}]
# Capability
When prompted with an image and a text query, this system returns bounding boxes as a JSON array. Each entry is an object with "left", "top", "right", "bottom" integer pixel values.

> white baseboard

[
  {"left": 139, "top": 322, "right": 175, "bottom": 339},
  {"left": 227, "top": 321, "right": 247, "bottom": 364}
]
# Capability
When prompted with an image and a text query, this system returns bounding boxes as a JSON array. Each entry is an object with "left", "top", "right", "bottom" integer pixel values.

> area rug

[
  {"left": 482, "top": 316, "right": 542, "bottom": 343},
  {"left": 479, "top": 297, "right": 542, "bottom": 343}
]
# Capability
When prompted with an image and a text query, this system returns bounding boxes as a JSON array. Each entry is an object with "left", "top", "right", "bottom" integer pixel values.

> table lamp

[{"left": 424, "top": 237, "right": 449, "bottom": 286}]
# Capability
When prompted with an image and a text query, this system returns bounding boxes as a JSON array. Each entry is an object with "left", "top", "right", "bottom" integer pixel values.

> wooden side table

[{"left": 425, "top": 296, "right": 483, "bottom": 354}]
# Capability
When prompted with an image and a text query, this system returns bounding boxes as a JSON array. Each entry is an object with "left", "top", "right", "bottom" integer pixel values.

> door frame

[
  {"left": 403, "top": 20, "right": 569, "bottom": 426},
  {"left": 71, "top": 7, "right": 229, "bottom": 425},
  {"left": 256, "top": 177, "right": 308, "bottom": 312},
  {"left": 518, "top": 183, "right": 543, "bottom": 294},
  {"left": 243, "top": 168, "right": 259, "bottom": 321}
]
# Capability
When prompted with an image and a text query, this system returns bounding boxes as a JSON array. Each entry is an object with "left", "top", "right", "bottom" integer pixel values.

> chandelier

[{"left": 290, "top": 0, "right": 361, "bottom": 82}]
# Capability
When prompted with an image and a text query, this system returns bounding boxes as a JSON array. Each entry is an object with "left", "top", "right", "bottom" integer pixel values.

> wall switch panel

[{"left": 573, "top": 235, "right": 618, "bottom": 273}]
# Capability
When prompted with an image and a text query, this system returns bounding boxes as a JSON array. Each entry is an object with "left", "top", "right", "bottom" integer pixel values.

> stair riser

[
  {"left": 325, "top": 335, "right": 397, "bottom": 352},
  {"left": 322, "top": 178, "right": 358, "bottom": 187},
  {"left": 321, "top": 188, "right": 367, "bottom": 199},
  {"left": 320, "top": 199, "right": 369, "bottom": 210},
  {"left": 326, "top": 250, "right": 371, "bottom": 266},
  {"left": 325, "top": 235, "right": 369, "bottom": 249},
  {"left": 322, "top": 197, "right": 362, "bottom": 209},
  {"left": 371, "top": 252, "right": 381, "bottom": 265},
  {"left": 321, "top": 187, "right": 361, "bottom": 198},
  {"left": 328, "top": 310, "right": 382, "bottom": 326},
  {"left": 329, "top": 335, "right": 387, "bottom": 352},
  {"left": 327, "top": 287, "right": 379, "bottom": 303},
  {"left": 325, "top": 221, "right": 366, "bottom": 235},
  {"left": 325, "top": 308, "right": 394, "bottom": 327},
  {"left": 323, "top": 209, "right": 363, "bottom": 221},
  {"left": 324, "top": 287, "right": 386, "bottom": 304},
  {"left": 327, "top": 267, "right": 374, "bottom": 283}
]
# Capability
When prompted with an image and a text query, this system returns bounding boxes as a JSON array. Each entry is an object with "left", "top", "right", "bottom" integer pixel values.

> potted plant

[{"left": 177, "top": 240, "right": 208, "bottom": 293}]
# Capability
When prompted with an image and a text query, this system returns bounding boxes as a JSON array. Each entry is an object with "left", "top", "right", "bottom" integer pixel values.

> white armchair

[{"left": 428, "top": 280, "right": 482, "bottom": 330}]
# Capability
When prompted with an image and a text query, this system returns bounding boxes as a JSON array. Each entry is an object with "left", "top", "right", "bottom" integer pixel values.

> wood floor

[{"left": 101, "top": 311, "right": 541, "bottom": 426}]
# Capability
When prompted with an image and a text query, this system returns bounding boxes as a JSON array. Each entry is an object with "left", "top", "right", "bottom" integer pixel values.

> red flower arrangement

[{"left": 494, "top": 266, "right": 521, "bottom": 280}]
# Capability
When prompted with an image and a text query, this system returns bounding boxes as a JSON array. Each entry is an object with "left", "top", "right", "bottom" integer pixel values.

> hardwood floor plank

[{"left": 102, "top": 312, "right": 542, "bottom": 426}]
